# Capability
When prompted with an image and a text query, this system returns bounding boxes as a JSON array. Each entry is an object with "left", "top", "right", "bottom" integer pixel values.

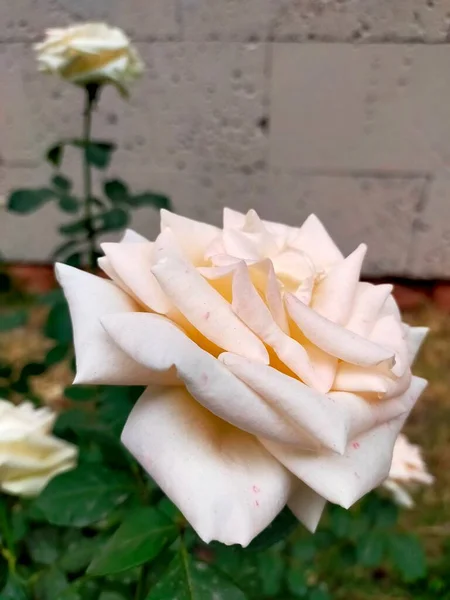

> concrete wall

[{"left": 1, "top": 0, "right": 450, "bottom": 277}]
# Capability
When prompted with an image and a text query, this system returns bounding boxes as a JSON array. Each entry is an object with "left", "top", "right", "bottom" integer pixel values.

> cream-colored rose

[
  {"left": 56, "top": 208, "right": 427, "bottom": 546},
  {"left": 0, "top": 400, "right": 78, "bottom": 497},
  {"left": 383, "top": 433, "right": 433, "bottom": 507},
  {"left": 35, "top": 23, "right": 144, "bottom": 94}
]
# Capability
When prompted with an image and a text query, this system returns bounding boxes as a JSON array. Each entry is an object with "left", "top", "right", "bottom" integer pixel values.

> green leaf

[
  {"left": 52, "top": 175, "right": 72, "bottom": 192},
  {"left": 356, "top": 532, "right": 385, "bottom": 568},
  {"left": 52, "top": 240, "right": 81, "bottom": 261},
  {"left": 248, "top": 507, "right": 298, "bottom": 551},
  {"left": 65, "top": 252, "right": 85, "bottom": 267},
  {"left": 35, "top": 465, "right": 134, "bottom": 527},
  {"left": 1, "top": 574, "right": 29, "bottom": 599},
  {"left": 387, "top": 534, "right": 427, "bottom": 582},
  {"left": 286, "top": 569, "right": 308, "bottom": 597},
  {"left": 59, "top": 219, "right": 90, "bottom": 236},
  {"left": 85, "top": 142, "right": 115, "bottom": 169},
  {"left": 59, "top": 196, "right": 80, "bottom": 214},
  {"left": 45, "top": 344, "right": 69, "bottom": 366},
  {"left": 88, "top": 507, "right": 178, "bottom": 576},
  {"left": 309, "top": 588, "right": 331, "bottom": 600},
  {"left": 64, "top": 385, "right": 97, "bottom": 401},
  {"left": 257, "top": 552, "right": 284, "bottom": 596},
  {"left": 0, "top": 310, "right": 27, "bottom": 331},
  {"left": 25, "top": 527, "right": 61, "bottom": 565},
  {"left": 0, "top": 554, "right": 7, "bottom": 592},
  {"left": 45, "top": 302, "right": 72, "bottom": 344},
  {"left": 34, "top": 567, "right": 68, "bottom": 600},
  {"left": 97, "top": 208, "right": 129, "bottom": 233},
  {"left": 8, "top": 188, "right": 54, "bottom": 214},
  {"left": 329, "top": 505, "right": 352, "bottom": 539},
  {"left": 59, "top": 535, "right": 101, "bottom": 573},
  {"left": 104, "top": 180, "right": 129, "bottom": 203},
  {"left": 131, "top": 192, "right": 171, "bottom": 210},
  {"left": 146, "top": 549, "right": 247, "bottom": 600},
  {"left": 291, "top": 538, "right": 317, "bottom": 563},
  {"left": 46, "top": 144, "right": 64, "bottom": 167}
]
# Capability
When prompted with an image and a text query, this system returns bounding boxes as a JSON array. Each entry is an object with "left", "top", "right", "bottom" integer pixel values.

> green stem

[
  {"left": 135, "top": 563, "right": 149, "bottom": 600},
  {"left": 0, "top": 499, "right": 16, "bottom": 572},
  {"left": 82, "top": 85, "right": 98, "bottom": 271}
]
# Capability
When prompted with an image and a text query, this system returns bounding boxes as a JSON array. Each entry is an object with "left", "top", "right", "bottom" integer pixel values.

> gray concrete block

[
  {"left": 270, "top": 44, "right": 450, "bottom": 172},
  {"left": 407, "top": 172, "right": 450, "bottom": 278},
  {"left": 271, "top": 0, "right": 450, "bottom": 42},
  {"left": 0, "top": 0, "right": 179, "bottom": 41},
  {"left": 180, "top": 0, "right": 273, "bottom": 41},
  {"left": 265, "top": 171, "right": 426, "bottom": 276}
]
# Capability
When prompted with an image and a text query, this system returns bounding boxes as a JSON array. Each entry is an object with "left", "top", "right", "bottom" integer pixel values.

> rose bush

[
  {"left": 383, "top": 433, "right": 434, "bottom": 508},
  {"left": 0, "top": 399, "right": 77, "bottom": 497},
  {"left": 35, "top": 23, "right": 143, "bottom": 94},
  {"left": 56, "top": 208, "right": 428, "bottom": 546}
]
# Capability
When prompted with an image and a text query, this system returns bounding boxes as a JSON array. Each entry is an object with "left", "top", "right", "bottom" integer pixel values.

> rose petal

[
  {"left": 288, "top": 482, "right": 327, "bottom": 533},
  {"left": 370, "top": 315, "right": 408, "bottom": 377},
  {"left": 404, "top": 326, "right": 429, "bottom": 365},
  {"left": 121, "top": 385, "right": 294, "bottom": 546},
  {"left": 101, "top": 242, "right": 171, "bottom": 314},
  {"left": 151, "top": 256, "right": 269, "bottom": 363},
  {"left": 312, "top": 244, "right": 367, "bottom": 325},
  {"left": 160, "top": 210, "right": 220, "bottom": 265},
  {"left": 121, "top": 228, "right": 150, "bottom": 243},
  {"left": 101, "top": 313, "right": 303, "bottom": 445},
  {"left": 286, "top": 293, "right": 395, "bottom": 369},
  {"left": 231, "top": 262, "right": 328, "bottom": 390},
  {"left": 291, "top": 214, "right": 343, "bottom": 269},
  {"left": 55, "top": 263, "right": 165, "bottom": 385},
  {"left": 221, "top": 353, "right": 410, "bottom": 454},
  {"left": 261, "top": 377, "right": 427, "bottom": 508},
  {"left": 333, "top": 364, "right": 391, "bottom": 394},
  {"left": 346, "top": 283, "right": 393, "bottom": 336}
]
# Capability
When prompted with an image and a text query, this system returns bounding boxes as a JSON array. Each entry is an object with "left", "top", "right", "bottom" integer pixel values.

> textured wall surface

[{"left": 1, "top": 0, "right": 450, "bottom": 277}]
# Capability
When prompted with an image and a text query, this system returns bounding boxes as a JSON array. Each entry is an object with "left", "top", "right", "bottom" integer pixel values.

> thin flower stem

[{"left": 82, "top": 85, "right": 97, "bottom": 271}]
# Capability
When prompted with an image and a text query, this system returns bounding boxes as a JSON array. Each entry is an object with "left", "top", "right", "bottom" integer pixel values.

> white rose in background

[
  {"left": 56, "top": 208, "right": 428, "bottom": 546},
  {"left": 383, "top": 433, "right": 434, "bottom": 508},
  {"left": 35, "top": 23, "right": 144, "bottom": 95},
  {"left": 0, "top": 400, "right": 78, "bottom": 497}
]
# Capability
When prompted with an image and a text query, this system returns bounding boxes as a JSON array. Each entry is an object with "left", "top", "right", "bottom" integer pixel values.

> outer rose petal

[
  {"left": 288, "top": 481, "right": 327, "bottom": 533},
  {"left": 404, "top": 326, "right": 429, "bottom": 365},
  {"left": 101, "top": 312, "right": 305, "bottom": 445},
  {"left": 101, "top": 242, "right": 171, "bottom": 314},
  {"left": 286, "top": 294, "right": 395, "bottom": 369},
  {"left": 121, "top": 228, "right": 149, "bottom": 243},
  {"left": 55, "top": 263, "right": 170, "bottom": 385},
  {"left": 160, "top": 210, "right": 220, "bottom": 265},
  {"left": 346, "top": 283, "right": 393, "bottom": 337},
  {"left": 291, "top": 214, "right": 343, "bottom": 269},
  {"left": 121, "top": 386, "right": 294, "bottom": 546},
  {"left": 220, "top": 353, "right": 408, "bottom": 453},
  {"left": 261, "top": 377, "right": 427, "bottom": 508}
]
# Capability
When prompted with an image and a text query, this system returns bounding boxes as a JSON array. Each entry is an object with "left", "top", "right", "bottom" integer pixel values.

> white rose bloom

[
  {"left": 383, "top": 433, "right": 434, "bottom": 508},
  {"left": 0, "top": 400, "right": 78, "bottom": 497},
  {"left": 35, "top": 23, "right": 144, "bottom": 94},
  {"left": 56, "top": 208, "right": 428, "bottom": 546}
]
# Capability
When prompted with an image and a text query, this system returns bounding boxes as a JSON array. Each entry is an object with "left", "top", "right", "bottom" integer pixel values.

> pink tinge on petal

[
  {"left": 101, "top": 312, "right": 302, "bottom": 444},
  {"left": 346, "top": 283, "right": 393, "bottom": 337},
  {"left": 286, "top": 293, "right": 395, "bottom": 369},
  {"left": 288, "top": 481, "right": 327, "bottom": 533},
  {"left": 101, "top": 242, "right": 171, "bottom": 314},
  {"left": 260, "top": 376, "right": 427, "bottom": 508},
  {"left": 121, "top": 385, "right": 294, "bottom": 546},
  {"left": 160, "top": 210, "right": 220, "bottom": 265},
  {"left": 152, "top": 256, "right": 269, "bottom": 363},
  {"left": 55, "top": 263, "right": 158, "bottom": 386}
]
